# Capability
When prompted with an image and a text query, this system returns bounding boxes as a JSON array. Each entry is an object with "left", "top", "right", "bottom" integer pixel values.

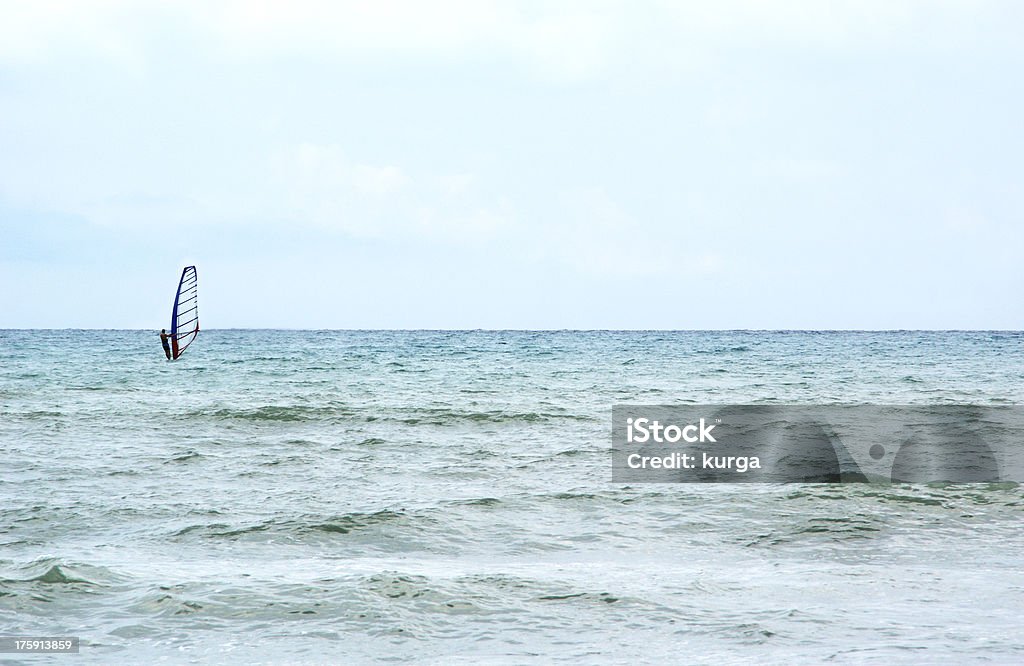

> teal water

[{"left": 2, "top": 330, "right": 1024, "bottom": 664}]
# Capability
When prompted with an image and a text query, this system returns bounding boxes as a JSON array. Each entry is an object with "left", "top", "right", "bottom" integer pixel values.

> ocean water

[{"left": 2, "top": 330, "right": 1024, "bottom": 664}]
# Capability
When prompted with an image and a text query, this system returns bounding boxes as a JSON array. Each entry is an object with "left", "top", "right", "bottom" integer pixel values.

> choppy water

[{"left": 2, "top": 330, "right": 1023, "bottom": 664}]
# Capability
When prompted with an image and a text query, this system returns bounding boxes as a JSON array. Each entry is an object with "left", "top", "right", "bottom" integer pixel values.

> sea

[{"left": 2, "top": 330, "right": 1023, "bottom": 665}]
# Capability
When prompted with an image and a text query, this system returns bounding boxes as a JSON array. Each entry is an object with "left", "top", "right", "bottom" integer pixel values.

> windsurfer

[{"left": 160, "top": 329, "right": 172, "bottom": 360}]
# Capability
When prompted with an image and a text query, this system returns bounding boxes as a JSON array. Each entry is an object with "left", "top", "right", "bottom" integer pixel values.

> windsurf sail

[{"left": 170, "top": 266, "right": 199, "bottom": 360}]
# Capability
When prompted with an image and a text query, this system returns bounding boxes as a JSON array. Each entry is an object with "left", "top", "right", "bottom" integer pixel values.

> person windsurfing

[{"left": 160, "top": 329, "right": 172, "bottom": 360}]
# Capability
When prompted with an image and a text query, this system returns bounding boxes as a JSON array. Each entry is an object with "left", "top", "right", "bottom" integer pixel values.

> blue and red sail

[{"left": 170, "top": 266, "right": 199, "bottom": 360}]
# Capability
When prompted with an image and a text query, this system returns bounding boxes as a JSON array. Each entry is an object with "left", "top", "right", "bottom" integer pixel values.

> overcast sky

[{"left": 1, "top": 1, "right": 1022, "bottom": 329}]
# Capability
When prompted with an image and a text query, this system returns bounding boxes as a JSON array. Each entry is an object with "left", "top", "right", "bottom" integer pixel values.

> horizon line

[{"left": 2, "top": 328, "right": 1022, "bottom": 333}]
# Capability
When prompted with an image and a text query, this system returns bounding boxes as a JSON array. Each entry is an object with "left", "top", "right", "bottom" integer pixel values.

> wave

[
  {"left": 186, "top": 405, "right": 357, "bottom": 423},
  {"left": 537, "top": 591, "right": 619, "bottom": 604},
  {"left": 171, "top": 509, "right": 419, "bottom": 540},
  {"left": 392, "top": 408, "right": 595, "bottom": 426},
  {"left": 447, "top": 497, "right": 502, "bottom": 507},
  {"left": 186, "top": 404, "right": 597, "bottom": 426},
  {"left": 22, "top": 410, "right": 63, "bottom": 419},
  {"left": 165, "top": 450, "right": 203, "bottom": 463},
  {"left": 0, "top": 558, "right": 115, "bottom": 587}
]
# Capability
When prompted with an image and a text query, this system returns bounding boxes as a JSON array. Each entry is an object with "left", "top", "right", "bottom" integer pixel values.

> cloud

[
  {"left": 532, "top": 187, "right": 721, "bottom": 278},
  {"left": 0, "top": 1, "right": 163, "bottom": 73},
  {"left": 0, "top": 0, "right": 615, "bottom": 80},
  {"left": 350, "top": 164, "right": 408, "bottom": 196},
  {"left": 413, "top": 200, "right": 514, "bottom": 242},
  {"left": 207, "top": 0, "right": 513, "bottom": 55},
  {"left": 271, "top": 142, "right": 511, "bottom": 243},
  {"left": 5, "top": 1, "right": 1007, "bottom": 82},
  {"left": 438, "top": 173, "right": 476, "bottom": 196}
]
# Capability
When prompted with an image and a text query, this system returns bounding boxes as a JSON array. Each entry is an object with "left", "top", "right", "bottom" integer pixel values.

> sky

[{"left": 1, "top": 0, "right": 1022, "bottom": 329}]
